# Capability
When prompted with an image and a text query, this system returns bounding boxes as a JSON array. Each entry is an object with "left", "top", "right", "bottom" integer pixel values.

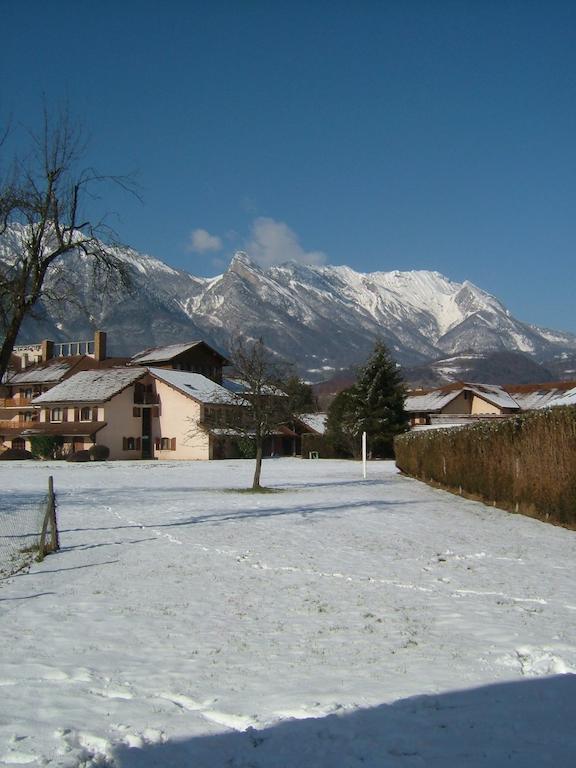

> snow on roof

[
  {"left": 467, "top": 383, "right": 519, "bottom": 411},
  {"left": 222, "top": 377, "right": 287, "bottom": 397},
  {"left": 297, "top": 413, "right": 327, "bottom": 435},
  {"left": 8, "top": 360, "right": 73, "bottom": 385},
  {"left": 130, "top": 340, "right": 226, "bottom": 365},
  {"left": 511, "top": 389, "right": 566, "bottom": 410},
  {"left": 149, "top": 368, "right": 240, "bottom": 405},
  {"left": 130, "top": 341, "right": 204, "bottom": 365},
  {"left": 32, "top": 368, "right": 145, "bottom": 404},
  {"left": 405, "top": 390, "right": 461, "bottom": 413},
  {"left": 406, "top": 383, "right": 519, "bottom": 413},
  {"left": 543, "top": 386, "right": 576, "bottom": 408},
  {"left": 222, "top": 377, "right": 249, "bottom": 394}
]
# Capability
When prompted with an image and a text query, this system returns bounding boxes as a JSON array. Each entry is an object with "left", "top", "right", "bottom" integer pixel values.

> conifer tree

[
  {"left": 351, "top": 341, "right": 409, "bottom": 457},
  {"left": 326, "top": 341, "right": 408, "bottom": 458}
]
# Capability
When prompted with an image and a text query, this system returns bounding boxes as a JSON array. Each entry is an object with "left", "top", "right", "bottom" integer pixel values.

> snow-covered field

[{"left": 1, "top": 458, "right": 575, "bottom": 767}]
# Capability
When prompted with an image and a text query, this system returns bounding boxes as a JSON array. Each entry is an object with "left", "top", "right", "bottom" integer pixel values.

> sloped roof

[
  {"left": 32, "top": 368, "right": 146, "bottom": 404},
  {"left": 406, "top": 383, "right": 519, "bottom": 413},
  {"left": 149, "top": 368, "right": 240, "bottom": 405},
  {"left": 544, "top": 386, "right": 576, "bottom": 408},
  {"left": 467, "top": 383, "right": 519, "bottom": 410},
  {"left": 296, "top": 413, "right": 328, "bottom": 435},
  {"left": 8, "top": 360, "right": 73, "bottom": 385},
  {"left": 405, "top": 389, "right": 461, "bottom": 413},
  {"left": 6, "top": 355, "right": 129, "bottom": 386},
  {"left": 130, "top": 341, "right": 228, "bottom": 366},
  {"left": 8, "top": 422, "right": 107, "bottom": 437},
  {"left": 511, "top": 389, "right": 564, "bottom": 410},
  {"left": 222, "top": 377, "right": 287, "bottom": 397}
]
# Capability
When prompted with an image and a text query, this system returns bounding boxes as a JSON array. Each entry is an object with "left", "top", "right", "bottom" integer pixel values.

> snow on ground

[{"left": 1, "top": 458, "right": 576, "bottom": 767}]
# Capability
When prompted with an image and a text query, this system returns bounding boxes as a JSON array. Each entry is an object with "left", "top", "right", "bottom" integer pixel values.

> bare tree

[
  {"left": 0, "top": 111, "right": 136, "bottom": 379},
  {"left": 204, "top": 337, "right": 295, "bottom": 490}
]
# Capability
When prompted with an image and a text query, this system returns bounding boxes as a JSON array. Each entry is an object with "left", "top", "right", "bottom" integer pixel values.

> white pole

[{"left": 362, "top": 431, "right": 367, "bottom": 479}]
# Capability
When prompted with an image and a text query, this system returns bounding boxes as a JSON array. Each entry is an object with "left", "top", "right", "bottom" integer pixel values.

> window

[
  {"left": 12, "top": 437, "right": 25, "bottom": 450},
  {"left": 133, "top": 407, "right": 141, "bottom": 418},
  {"left": 51, "top": 407, "right": 62, "bottom": 422},
  {"left": 80, "top": 407, "right": 92, "bottom": 421},
  {"left": 157, "top": 437, "right": 176, "bottom": 451},
  {"left": 122, "top": 437, "right": 141, "bottom": 451}
]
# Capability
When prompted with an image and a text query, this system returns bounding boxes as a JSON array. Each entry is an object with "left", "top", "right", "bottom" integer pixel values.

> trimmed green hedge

[{"left": 394, "top": 406, "right": 576, "bottom": 527}]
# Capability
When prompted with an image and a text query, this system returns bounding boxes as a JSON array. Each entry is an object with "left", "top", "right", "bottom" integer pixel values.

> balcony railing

[
  {"left": 0, "top": 415, "right": 38, "bottom": 428},
  {"left": 0, "top": 396, "right": 33, "bottom": 408},
  {"left": 133, "top": 392, "right": 160, "bottom": 405}
]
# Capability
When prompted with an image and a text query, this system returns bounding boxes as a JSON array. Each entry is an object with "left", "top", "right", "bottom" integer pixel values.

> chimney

[
  {"left": 94, "top": 331, "right": 107, "bottom": 362},
  {"left": 41, "top": 340, "right": 54, "bottom": 363}
]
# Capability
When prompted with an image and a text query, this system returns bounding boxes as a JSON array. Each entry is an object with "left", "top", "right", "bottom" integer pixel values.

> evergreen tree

[
  {"left": 325, "top": 388, "right": 358, "bottom": 458},
  {"left": 352, "top": 341, "right": 409, "bottom": 457},
  {"left": 326, "top": 341, "right": 409, "bottom": 458},
  {"left": 283, "top": 376, "right": 318, "bottom": 413}
]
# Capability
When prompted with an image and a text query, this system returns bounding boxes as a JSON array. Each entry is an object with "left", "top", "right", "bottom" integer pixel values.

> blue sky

[{"left": 2, "top": 0, "right": 576, "bottom": 332}]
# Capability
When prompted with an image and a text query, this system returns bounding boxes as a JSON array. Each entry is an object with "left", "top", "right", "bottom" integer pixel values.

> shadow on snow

[{"left": 107, "top": 675, "right": 576, "bottom": 768}]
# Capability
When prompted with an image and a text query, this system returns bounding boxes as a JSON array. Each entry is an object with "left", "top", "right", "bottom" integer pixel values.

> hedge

[{"left": 394, "top": 406, "right": 576, "bottom": 527}]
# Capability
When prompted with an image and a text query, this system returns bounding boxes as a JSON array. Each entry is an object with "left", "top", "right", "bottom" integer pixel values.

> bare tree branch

[
  {"left": 0, "top": 111, "right": 139, "bottom": 378},
  {"left": 201, "top": 337, "right": 295, "bottom": 489}
]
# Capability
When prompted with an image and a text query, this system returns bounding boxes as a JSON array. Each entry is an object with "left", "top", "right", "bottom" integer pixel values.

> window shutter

[
  {"left": 133, "top": 407, "right": 141, "bottom": 417},
  {"left": 171, "top": 437, "right": 176, "bottom": 451},
  {"left": 92, "top": 408, "right": 98, "bottom": 422},
  {"left": 74, "top": 408, "right": 80, "bottom": 421},
  {"left": 152, "top": 406, "right": 159, "bottom": 418},
  {"left": 155, "top": 438, "right": 161, "bottom": 450},
  {"left": 123, "top": 437, "right": 127, "bottom": 450},
  {"left": 136, "top": 437, "right": 141, "bottom": 451},
  {"left": 62, "top": 409, "right": 68, "bottom": 422}
]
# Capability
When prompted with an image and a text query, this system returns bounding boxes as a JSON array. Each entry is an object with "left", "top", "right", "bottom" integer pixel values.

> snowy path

[{"left": 1, "top": 459, "right": 575, "bottom": 767}]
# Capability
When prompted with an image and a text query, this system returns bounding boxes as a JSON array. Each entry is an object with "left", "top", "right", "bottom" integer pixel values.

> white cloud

[
  {"left": 244, "top": 218, "right": 327, "bottom": 268},
  {"left": 188, "top": 228, "right": 223, "bottom": 253}
]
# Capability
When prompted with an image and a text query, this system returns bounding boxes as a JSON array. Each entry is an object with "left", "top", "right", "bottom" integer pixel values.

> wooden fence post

[
  {"left": 38, "top": 476, "right": 58, "bottom": 560},
  {"left": 48, "top": 475, "right": 59, "bottom": 552}
]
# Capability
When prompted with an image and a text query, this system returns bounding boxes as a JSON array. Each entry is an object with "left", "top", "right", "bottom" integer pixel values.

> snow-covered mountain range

[{"left": 4, "top": 234, "right": 576, "bottom": 384}]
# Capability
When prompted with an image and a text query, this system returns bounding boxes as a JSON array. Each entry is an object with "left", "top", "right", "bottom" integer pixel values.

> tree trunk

[
  {"left": 252, "top": 441, "right": 263, "bottom": 489},
  {"left": 0, "top": 310, "right": 26, "bottom": 381}
]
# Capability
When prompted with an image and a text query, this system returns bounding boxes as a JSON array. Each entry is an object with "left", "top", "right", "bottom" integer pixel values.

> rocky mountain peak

[{"left": 3, "top": 225, "right": 576, "bottom": 384}]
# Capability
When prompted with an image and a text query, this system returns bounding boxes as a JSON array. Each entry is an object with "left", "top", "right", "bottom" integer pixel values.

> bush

[
  {"left": 89, "top": 444, "right": 110, "bottom": 461},
  {"left": 66, "top": 450, "right": 91, "bottom": 463},
  {"left": 0, "top": 448, "right": 35, "bottom": 461},
  {"left": 30, "top": 435, "right": 64, "bottom": 460},
  {"left": 394, "top": 406, "right": 576, "bottom": 527}
]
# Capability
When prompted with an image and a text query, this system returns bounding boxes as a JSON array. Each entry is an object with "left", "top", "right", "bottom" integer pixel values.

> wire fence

[{"left": 0, "top": 477, "right": 59, "bottom": 578}]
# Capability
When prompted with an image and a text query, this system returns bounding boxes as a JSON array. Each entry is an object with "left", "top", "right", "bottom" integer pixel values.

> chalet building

[
  {"left": 0, "top": 331, "right": 126, "bottom": 450},
  {"left": 0, "top": 333, "right": 294, "bottom": 461},
  {"left": 128, "top": 341, "right": 228, "bottom": 382},
  {"left": 30, "top": 366, "right": 241, "bottom": 460},
  {"left": 406, "top": 380, "right": 576, "bottom": 429}
]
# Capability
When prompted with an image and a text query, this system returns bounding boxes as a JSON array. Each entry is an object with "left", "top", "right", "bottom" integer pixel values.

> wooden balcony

[
  {"left": 0, "top": 416, "right": 39, "bottom": 429},
  {"left": 133, "top": 392, "right": 160, "bottom": 405},
  {"left": 0, "top": 396, "right": 33, "bottom": 408}
]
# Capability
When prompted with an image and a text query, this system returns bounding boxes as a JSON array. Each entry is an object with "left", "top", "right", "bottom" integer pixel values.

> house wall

[
  {"left": 438, "top": 392, "right": 502, "bottom": 416},
  {"left": 441, "top": 392, "right": 473, "bottom": 415},
  {"left": 470, "top": 396, "right": 501, "bottom": 415},
  {"left": 163, "top": 347, "right": 224, "bottom": 383},
  {"left": 154, "top": 380, "right": 210, "bottom": 460},
  {"left": 98, "top": 386, "right": 148, "bottom": 460}
]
